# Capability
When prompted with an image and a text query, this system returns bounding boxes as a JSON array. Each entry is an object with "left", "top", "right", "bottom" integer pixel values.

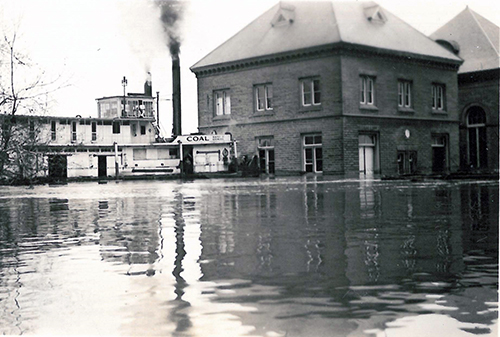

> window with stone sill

[
  {"left": 360, "top": 76, "right": 375, "bottom": 106},
  {"left": 301, "top": 78, "right": 321, "bottom": 107},
  {"left": 432, "top": 83, "right": 446, "bottom": 111},
  {"left": 398, "top": 80, "right": 412, "bottom": 109},
  {"left": 214, "top": 89, "right": 231, "bottom": 116},
  {"left": 255, "top": 84, "right": 273, "bottom": 112}
]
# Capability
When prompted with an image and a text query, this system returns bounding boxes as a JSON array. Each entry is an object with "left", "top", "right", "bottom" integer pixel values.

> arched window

[{"left": 466, "top": 106, "right": 487, "bottom": 169}]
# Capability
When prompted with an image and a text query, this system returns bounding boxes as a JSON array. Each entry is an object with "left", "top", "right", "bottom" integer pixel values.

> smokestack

[
  {"left": 172, "top": 54, "right": 181, "bottom": 136},
  {"left": 144, "top": 72, "right": 152, "bottom": 97},
  {"left": 158, "top": 1, "right": 184, "bottom": 136}
]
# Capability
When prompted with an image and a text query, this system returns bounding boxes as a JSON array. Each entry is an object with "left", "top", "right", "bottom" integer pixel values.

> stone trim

[
  {"left": 191, "top": 42, "right": 462, "bottom": 77},
  {"left": 199, "top": 113, "right": 459, "bottom": 128}
]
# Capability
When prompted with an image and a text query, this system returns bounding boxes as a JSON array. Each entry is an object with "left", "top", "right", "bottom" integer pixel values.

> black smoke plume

[{"left": 157, "top": 0, "right": 184, "bottom": 56}]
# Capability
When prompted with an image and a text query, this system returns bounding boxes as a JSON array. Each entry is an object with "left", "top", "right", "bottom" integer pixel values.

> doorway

[
  {"left": 98, "top": 156, "right": 107, "bottom": 178},
  {"left": 397, "top": 151, "right": 417, "bottom": 174},
  {"left": 183, "top": 146, "right": 194, "bottom": 174},
  {"left": 48, "top": 155, "right": 67, "bottom": 179},
  {"left": 432, "top": 134, "right": 448, "bottom": 173},
  {"left": 259, "top": 148, "right": 275, "bottom": 175},
  {"left": 359, "top": 134, "right": 378, "bottom": 175}
]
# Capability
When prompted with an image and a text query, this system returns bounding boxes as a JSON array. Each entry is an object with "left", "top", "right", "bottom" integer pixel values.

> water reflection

[
  {"left": 168, "top": 191, "right": 192, "bottom": 335},
  {"left": 0, "top": 179, "right": 497, "bottom": 336},
  {"left": 195, "top": 179, "right": 497, "bottom": 336}
]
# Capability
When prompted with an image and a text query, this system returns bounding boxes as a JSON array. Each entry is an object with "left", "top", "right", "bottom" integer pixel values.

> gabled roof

[
  {"left": 431, "top": 7, "right": 499, "bottom": 73},
  {"left": 191, "top": 1, "right": 461, "bottom": 71}
]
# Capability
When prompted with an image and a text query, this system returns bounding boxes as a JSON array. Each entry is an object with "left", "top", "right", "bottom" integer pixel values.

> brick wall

[
  {"left": 340, "top": 53, "right": 459, "bottom": 120},
  {"left": 343, "top": 117, "right": 459, "bottom": 175},
  {"left": 458, "top": 71, "right": 499, "bottom": 172},
  {"left": 195, "top": 50, "right": 461, "bottom": 176},
  {"left": 196, "top": 55, "right": 343, "bottom": 130},
  {"left": 222, "top": 117, "right": 343, "bottom": 175},
  {"left": 340, "top": 52, "right": 460, "bottom": 176}
]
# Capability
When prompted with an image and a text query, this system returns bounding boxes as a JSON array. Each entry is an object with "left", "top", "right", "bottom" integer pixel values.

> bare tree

[{"left": 0, "top": 27, "right": 66, "bottom": 184}]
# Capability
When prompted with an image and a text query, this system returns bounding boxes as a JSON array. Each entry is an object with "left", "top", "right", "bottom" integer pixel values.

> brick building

[
  {"left": 431, "top": 8, "right": 499, "bottom": 174},
  {"left": 190, "top": 1, "right": 463, "bottom": 176}
]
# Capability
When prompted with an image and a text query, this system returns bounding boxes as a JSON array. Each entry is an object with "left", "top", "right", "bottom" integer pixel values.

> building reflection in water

[
  {"left": 0, "top": 180, "right": 497, "bottom": 336},
  {"left": 460, "top": 183, "right": 498, "bottom": 252},
  {"left": 195, "top": 179, "right": 497, "bottom": 336}
]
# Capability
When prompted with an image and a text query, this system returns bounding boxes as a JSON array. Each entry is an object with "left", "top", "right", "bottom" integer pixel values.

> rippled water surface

[{"left": 0, "top": 177, "right": 497, "bottom": 336}]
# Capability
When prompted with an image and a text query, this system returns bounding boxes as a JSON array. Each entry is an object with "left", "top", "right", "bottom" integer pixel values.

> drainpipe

[{"left": 114, "top": 142, "right": 119, "bottom": 179}]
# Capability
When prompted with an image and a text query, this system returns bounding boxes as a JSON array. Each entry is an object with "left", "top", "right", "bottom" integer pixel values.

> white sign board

[{"left": 173, "top": 134, "right": 231, "bottom": 144}]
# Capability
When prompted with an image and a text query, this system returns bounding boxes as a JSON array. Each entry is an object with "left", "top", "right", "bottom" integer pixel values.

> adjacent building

[
  {"left": 190, "top": 1, "right": 463, "bottom": 177},
  {"left": 431, "top": 7, "right": 499, "bottom": 174}
]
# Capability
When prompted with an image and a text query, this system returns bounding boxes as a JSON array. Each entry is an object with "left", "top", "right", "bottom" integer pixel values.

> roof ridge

[
  {"left": 330, "top": 1, "right": 341, "bottom": 42},
  {"left": 379, "top": 3, "right": 461, "bottom": 61},
  {"left": 468, "top": 7, "right": 499, "bottom": 55},
  {"left": 430, "top": 6, "right": 468, "bottom": 37},
  {"left": 190, "top": 2, "right": 280, "bottom": 70}
]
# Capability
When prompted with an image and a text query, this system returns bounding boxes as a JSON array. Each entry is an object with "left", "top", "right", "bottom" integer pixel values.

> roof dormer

[
  {"left": 271, "top": 2, "right": 296, "bottom": 27},
  {"left": 364, "top": 3, "right": 387, "bottom": 24}
]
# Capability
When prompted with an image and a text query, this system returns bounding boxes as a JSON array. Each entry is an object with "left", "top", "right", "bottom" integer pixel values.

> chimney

[
  {"left": 144, "top": 72, "right": 152, "bottom": 97},
  {"left": 172, "top": 54, "right": 182, "bottom": 136}
]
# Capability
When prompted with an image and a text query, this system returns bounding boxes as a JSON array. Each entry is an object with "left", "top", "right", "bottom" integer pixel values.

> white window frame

[
  {"left": 360, "top": 76, "right": 375, "bottom": 105},
  {"left": 215, "top": 89, "right": 231, "bottom": 116},
  {"left": 466, "top": 108, "right": 487, "bottom": 169},
  {"left": 398, "top": 80, "right": 412, "bottom": 108},
  {"left": 257, "top": 137, "right": 275, "bottom": 174},
  {"left": 432, "top": 134, "right": 447, "bottom": 147},
  {"left": 301, "top": 78, "right": 321, "bottom": 107},
  {"left": 91, "top": 121, "right": 97, "bottom": 141},
  {"left": 255, "top": 84, "right": 273, "bottom": 111},
  {"left": 432, "top": 84, "right": 445, "bottom": 111},
  {"left": 303, "top": 134, "right": 323, "bottom": 173},
  {"left": 358, "top": 133, "right": 379, "bottom": 175}
]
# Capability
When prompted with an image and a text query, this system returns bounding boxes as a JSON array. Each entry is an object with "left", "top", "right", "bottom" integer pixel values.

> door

[
  {"left": 359, "top": 134, "right": 377, "bottom": 175},
  {"left": 303, "top": 134, "right": 322, "bottom": 173},
  {"left": 48, "top": 155, "right": 67, "bottom": 179},
  {"left": 98, "top": 156, "right": 107, "bottom": 178},
  {"left": 397, "top": 151, "right": 417, "bottom": 174},
  {"left": 432, "top": 134, "right": 447, "bottom": 173},
  {"left": 432, "top": 147, "right": 446, "bottom": 172},
  {"left": 359, "top": 146, "right": 374, "bottom": 174},
  {"left": 259, "top": 148, "right": 275, "bottom": 175},
  {"left": 183, "top": 146, "right": 194, "bottom": 174}
]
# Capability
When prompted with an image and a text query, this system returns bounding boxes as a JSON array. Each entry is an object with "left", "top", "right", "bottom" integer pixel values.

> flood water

[{"left": 0, "top": 177, "right": 497, "bottom": 336}]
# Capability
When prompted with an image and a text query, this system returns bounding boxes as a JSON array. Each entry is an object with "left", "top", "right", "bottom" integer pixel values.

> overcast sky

[{"left": 1, "top": 0, "right": 499, "bottom": 135}]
